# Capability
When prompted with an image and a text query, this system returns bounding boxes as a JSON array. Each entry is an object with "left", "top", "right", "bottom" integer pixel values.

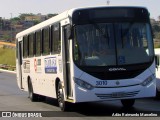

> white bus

[
  {"left": 16, "top": 6, "right": 156, "bottom": 111},
  {"left": 155, "top": 48, "right": 160, "bottom": 98}
]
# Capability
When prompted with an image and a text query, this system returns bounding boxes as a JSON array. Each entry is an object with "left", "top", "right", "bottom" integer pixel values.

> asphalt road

[{"left": 0, "top": 70, "right": 160, "bottom": 120}]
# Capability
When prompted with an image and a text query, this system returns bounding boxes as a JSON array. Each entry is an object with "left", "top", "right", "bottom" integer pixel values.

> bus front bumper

[{"left": 74, "top": 82, "right": 156, "bottom": 103}]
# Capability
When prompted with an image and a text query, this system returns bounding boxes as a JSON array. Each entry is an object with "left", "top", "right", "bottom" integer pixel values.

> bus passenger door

[
  {"left": 62, "top": 25, "right": 72, "bottom": 98},
  {"left": 18, "top": 41, "right": 23, "bottom": 89}
]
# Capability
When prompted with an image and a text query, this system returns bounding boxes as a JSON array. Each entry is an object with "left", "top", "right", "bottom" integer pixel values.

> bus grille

[{"left": 95, "top": 91, "right": 139, "bottom": 99}]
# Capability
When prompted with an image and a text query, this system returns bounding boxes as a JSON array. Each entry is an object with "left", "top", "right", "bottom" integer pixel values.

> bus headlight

[
  {"left": 141, "top": 74, "right": 155, "bottom": 86},
  {"left": 74, "top": 78, "right": 94, "bottom": 90}
]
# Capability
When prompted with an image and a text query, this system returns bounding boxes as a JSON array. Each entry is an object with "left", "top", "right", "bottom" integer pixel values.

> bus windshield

[{"left": 73, "top": 22, "right": 154, "bottom": 66}]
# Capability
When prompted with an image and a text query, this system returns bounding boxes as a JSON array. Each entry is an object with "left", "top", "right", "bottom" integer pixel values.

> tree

[
  {"left": 33, "top": 20, "right": 40, "bottom": 25},
  {"left": 152, "top": 24, "right": 160, "bottom": 33},
  {"left": 11, "top": 17, "right": 20, "bottom": 21},
  {"left": 19, "top": 13, "right": 35, "bottom": 20},
  {"left": 47, "top": 13, "right": 58, "bottom": 18},
  {"left": 3, "top": 34, "right": 10, "bottom": 41},
  {"left": 155, "top": 32, "right": 160, "bottom": 39}
]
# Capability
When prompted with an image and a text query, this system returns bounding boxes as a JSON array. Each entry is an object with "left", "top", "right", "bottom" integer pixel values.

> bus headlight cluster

[
  {"left": 141, "top": 74, "right": 155, "bottom": 86},
  {"left": 74, "top": 78, "right": 94, "bottom": 90}
]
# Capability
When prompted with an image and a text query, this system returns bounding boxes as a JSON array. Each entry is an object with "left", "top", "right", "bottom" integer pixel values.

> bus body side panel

[
  {"left": 156, "top": 60, "right": 160, "bottom": 91},
  {"left": 24, "top": 55, "right": 63, "bottom": 98},
  {"left": 19, "top": 55, "right": 63, "bottom": 99},
  {"left": 155, "top": 49, "right": 160, "bottom": 92}
]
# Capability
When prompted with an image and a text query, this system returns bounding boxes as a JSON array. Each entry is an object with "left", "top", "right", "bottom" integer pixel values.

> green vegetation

[
  {"left": 152, "top": 24, "right": 160, "bottom": 39},
  {"left": 0, "top": 48, "right": 16, "bottom": 66},
  {"left": 156, "top": 44, "right": 160, "bottom": 48},
  {"left": 151, "top": 20, "right": 160, "bottom": 48},
  {"left": 154, "top": 43, "right": 160, "bottom": 48}
]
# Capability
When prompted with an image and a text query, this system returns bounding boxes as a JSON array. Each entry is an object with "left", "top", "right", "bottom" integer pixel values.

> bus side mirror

[{"left": 66, "top": 25, "right": 73, "bottom": 40}]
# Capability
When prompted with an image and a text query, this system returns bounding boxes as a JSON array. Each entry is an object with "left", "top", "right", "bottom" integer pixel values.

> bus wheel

[
  {"left": 57, "top": 82, "right": 68, "bottom": 111},
  {"left": 121, "top": 99, "right": 135, "bottom": 108},
  {"left": 28, "top": 80, "right": 38, "bottom": 102}
]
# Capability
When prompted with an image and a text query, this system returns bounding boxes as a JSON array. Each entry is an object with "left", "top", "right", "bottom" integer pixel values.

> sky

[{"left": 0, "top": 0, "right": 160, "bottom": 20}]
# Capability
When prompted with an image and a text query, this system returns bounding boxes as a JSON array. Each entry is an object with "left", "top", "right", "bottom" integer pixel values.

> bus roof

[{"left": 16, "top": 5, "right": 147, "bottom": 39}]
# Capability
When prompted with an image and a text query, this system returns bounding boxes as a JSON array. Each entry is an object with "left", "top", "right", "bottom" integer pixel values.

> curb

[{"left": 0, "top": 69, "right": 16, "bottom": 74}]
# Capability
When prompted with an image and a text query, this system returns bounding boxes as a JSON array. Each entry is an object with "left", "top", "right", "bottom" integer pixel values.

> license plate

[{"left": 112, "top": 92, "right": 124, "bottom": 98}]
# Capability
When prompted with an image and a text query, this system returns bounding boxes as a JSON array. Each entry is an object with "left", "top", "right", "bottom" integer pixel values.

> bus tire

[
  {"left": 38, "top": 95, "right": 46, "bottom": 101},
  {"left": 121, "top": 99, "right": 135, "bottom": 108},
  {"left": 28, "top": 80, "right": 38, "bottom": 102},
  {"left": 57, "top": 82, "right": 69, "bottom": 111}
]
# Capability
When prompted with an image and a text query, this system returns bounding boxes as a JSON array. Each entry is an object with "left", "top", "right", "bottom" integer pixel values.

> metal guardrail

[{"left": 0, "top": 64, "right": 16, "bottom": 71}]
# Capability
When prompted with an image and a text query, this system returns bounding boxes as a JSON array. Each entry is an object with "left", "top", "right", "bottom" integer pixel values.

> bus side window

[
  {"left": 35, "top": 31, "right": 41, "bottom": 56},
  {"left": 42, "top": 27, "right": 50, "bottom": 55},
  {"left": 28, "top": 33, "right": 34, "bottom": 57},
  {"left": 51, "top": 23, "right": 61, "bottom": 54},
  {"left": 23, "top": 36, "right": 28, "bottom": 58}
]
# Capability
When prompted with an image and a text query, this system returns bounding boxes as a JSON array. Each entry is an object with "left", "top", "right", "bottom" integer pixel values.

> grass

[
  {"left": 0, "top": 47, "right": 16, "bottom": 66},
  {"left": 154, "top": 39, "right": 160, "bottom": 48},
  {"left": 155, "top": 45, "right": 160, "bottom": 48},
  {"left": 154, "top": 43, "right": 160, "bottom": 48}
]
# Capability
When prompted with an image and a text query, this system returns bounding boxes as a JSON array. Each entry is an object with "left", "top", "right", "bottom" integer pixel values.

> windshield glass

[{"left": 73, "top": 23, "right": 154, "bottom": 66}]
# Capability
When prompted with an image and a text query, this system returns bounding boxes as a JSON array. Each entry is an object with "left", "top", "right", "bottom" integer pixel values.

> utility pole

[{"left": 107, "top": 0, "right": 110, "bottom": 5}]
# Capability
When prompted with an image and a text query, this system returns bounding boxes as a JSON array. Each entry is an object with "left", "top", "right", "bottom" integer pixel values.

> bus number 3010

[{"left": 96, "top": 81, "right": 107, "bottom": 86}]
